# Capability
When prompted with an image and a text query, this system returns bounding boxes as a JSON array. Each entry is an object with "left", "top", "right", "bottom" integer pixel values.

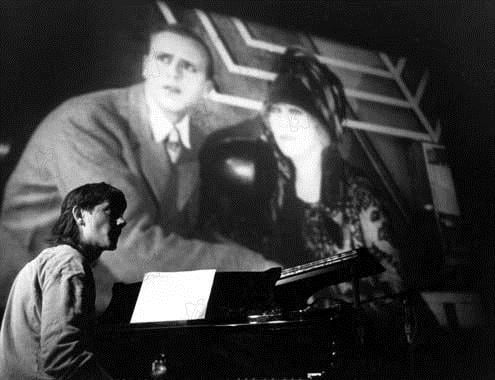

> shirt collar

[{"left": 145, "top": 87, "right": 191, "bottom": 148}]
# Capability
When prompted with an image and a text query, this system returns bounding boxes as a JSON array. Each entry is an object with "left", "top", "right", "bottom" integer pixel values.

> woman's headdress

[{"left": 266, "top": 46, "right": 348, "bottom": 142}]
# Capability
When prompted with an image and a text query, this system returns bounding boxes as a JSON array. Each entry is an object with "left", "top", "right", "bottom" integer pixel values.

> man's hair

[
  {"left": 146, "top": 23, "right": 214, "bottom": 79},
  {"left": 50, "top": 182, "right": 127, "bottom": 247}
]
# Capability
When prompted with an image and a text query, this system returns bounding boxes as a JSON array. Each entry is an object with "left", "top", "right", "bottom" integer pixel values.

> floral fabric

[{"left": 270, "top": 146, "right": 404, "bottom": 302}]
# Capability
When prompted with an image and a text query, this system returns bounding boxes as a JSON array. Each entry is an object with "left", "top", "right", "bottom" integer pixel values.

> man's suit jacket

[{"left": 0, "top": 84, "right": 268, "bottom": 312}]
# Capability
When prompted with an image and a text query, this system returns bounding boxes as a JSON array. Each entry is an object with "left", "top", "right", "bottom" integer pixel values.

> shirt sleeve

[{"left": 39, "top": 270, "right": 109, "bottom": 379}]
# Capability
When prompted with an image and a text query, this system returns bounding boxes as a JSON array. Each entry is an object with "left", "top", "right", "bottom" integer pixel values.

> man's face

[
  {"left": 142, "top": 31, "right": 212, "bottom": 117},
  {"left": 79, "top": 201, "right": 126, "bottom": 252}
]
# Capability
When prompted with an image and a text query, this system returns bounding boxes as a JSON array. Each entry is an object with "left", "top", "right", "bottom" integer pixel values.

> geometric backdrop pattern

[
  {"left": 159, "top": 1, "right": 450, "bottom": 224},
  {"left": 159, "top": 1, "right": 442, "bottom": 143}
]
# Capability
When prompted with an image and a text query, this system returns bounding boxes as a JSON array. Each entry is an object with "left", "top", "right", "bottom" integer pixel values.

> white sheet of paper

[{"left": 130, "top": 269, "right": 216, "bottom": 323}]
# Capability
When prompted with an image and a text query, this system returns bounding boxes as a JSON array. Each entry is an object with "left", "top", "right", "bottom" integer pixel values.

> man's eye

[{"left": 156, "top": 54, "right": 172, "bottom": 64}]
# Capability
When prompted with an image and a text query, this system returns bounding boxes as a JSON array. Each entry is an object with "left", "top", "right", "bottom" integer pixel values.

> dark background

[{"left": 1, "top": 0, "right": 493, "bottom": 334}]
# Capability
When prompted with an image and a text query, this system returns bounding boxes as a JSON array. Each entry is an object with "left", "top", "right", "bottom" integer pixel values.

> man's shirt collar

[{"left": 145, "top": 87, "right": 191, "bottom": 148}]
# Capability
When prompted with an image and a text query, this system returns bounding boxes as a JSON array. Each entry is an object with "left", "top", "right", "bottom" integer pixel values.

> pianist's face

[{"left": 78, "top": 201, "right": 126, "bottom": 254}]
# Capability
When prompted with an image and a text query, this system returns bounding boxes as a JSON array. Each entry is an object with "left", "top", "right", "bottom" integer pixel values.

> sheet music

[{"left": 130, "top": 269, "right": 216, "bottom": 323}]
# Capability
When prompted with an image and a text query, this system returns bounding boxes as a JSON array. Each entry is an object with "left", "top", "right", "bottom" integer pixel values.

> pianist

[{"left": 0, "top": 183, "right": 126, "bottom": 379}]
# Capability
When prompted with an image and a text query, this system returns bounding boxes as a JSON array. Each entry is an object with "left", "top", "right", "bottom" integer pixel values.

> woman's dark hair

[
  {"left": 49, "top": 182, "right": 127, "bottom": 247},
  {"left": 146, "top": 22, "right": 214, "bottom": 79},
  {"left": 261, "top": 46, "right": 354, "bottom": 214}
]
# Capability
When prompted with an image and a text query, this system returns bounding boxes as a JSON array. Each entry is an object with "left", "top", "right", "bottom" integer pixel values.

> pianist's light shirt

[{"left": 0, "top": 245, "right": 111, "bottom": 379}]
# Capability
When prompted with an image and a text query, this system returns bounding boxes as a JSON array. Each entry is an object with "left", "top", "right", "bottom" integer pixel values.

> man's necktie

[{"left": 166, "top": 126, "right": 182, "bottom": 164}]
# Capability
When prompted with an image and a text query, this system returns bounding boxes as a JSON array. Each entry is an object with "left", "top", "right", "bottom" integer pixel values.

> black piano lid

[
  {"left": 274, "top": 248, "right": 384, "bottom": 309},
  {"left": 98, "top": 248, "right": 383, "bottom": 324},
  {"left": 98, "top": 267, "right": 281, "bottom": 325}
]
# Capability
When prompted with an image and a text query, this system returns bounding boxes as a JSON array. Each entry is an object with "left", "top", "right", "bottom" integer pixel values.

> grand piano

[{"left": 95, "top": 248, "right": 383, "bottom": 379}]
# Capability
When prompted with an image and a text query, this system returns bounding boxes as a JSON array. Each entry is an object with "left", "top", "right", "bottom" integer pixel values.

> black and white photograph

[{"left": 0, "top": 1, "right": 493, "bottom": 378}]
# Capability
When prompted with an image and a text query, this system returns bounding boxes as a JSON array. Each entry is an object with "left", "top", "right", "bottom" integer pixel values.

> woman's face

[{"left": 266, "top": 103, "right": 330, "bottom": 159}]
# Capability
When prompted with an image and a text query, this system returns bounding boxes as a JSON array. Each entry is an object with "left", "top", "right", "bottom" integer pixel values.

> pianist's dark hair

[
  {"left": 49, "top": 182, "right": 127, "bottom": 248},
  {"left": 145, "top": 22, "right": 214, "bottom": 79}
]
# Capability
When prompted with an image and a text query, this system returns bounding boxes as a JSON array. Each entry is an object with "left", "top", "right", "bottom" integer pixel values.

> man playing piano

[{"left": 0, "top": 182, "right": 126, "bottom": 379}]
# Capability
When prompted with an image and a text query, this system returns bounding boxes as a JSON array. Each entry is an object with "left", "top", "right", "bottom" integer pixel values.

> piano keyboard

[
  {"left": 280, "top": 249, "right": 360, "bottom": 279},
  {"left": 276, "top": 248, "right": 363, "bottom": 287}
]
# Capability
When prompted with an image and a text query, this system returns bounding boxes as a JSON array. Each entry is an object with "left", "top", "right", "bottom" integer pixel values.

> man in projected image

[
  {"left": 0, "top": 23, "right": 277, "bottom": 314},
  {"left": 0, "top": 182, "right": 125, "bottom": 379}
]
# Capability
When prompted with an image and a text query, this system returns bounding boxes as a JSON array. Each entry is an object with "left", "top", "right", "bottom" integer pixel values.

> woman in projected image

[
  {"left": 199, "top": 46, "right": 403, "bottom": 303},
  {"left": 260, "top": 46, "right": 403, "bottom": 301},
  {"left": 199, "top": 46, "right": 410, "bottom": 371}
]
